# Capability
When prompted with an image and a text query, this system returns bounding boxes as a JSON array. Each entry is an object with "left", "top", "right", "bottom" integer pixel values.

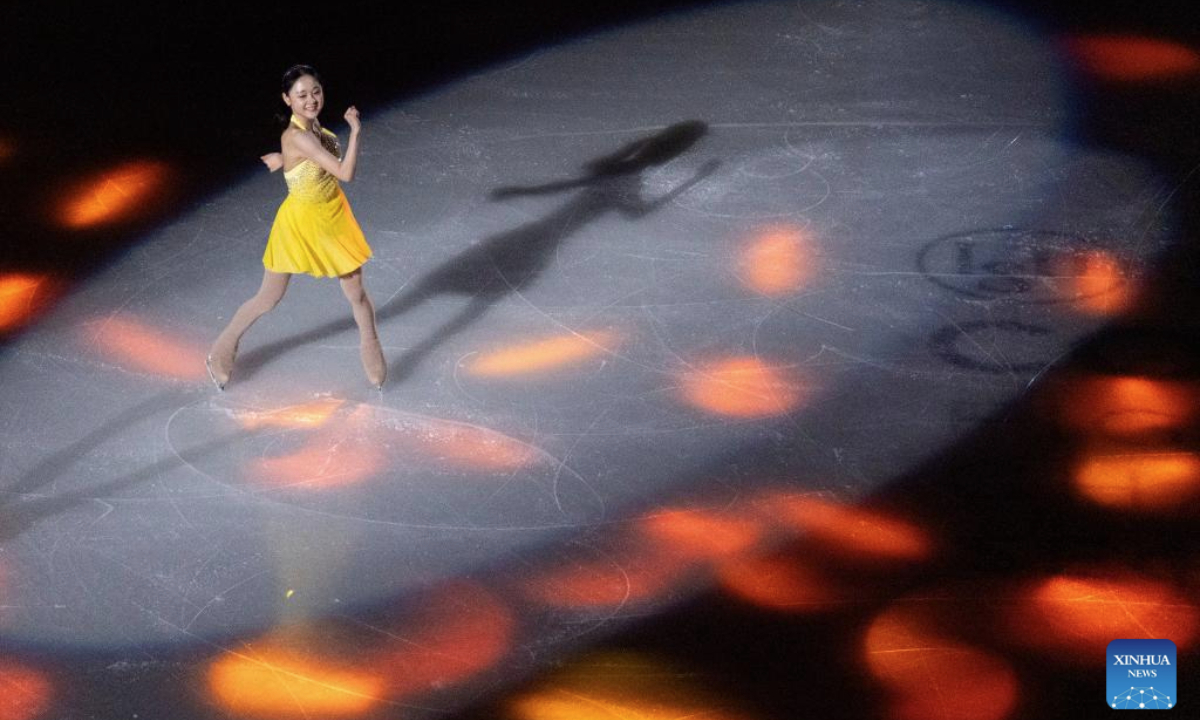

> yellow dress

[{"left": 262, "top": 117, "right": 372, "bottom": 277}]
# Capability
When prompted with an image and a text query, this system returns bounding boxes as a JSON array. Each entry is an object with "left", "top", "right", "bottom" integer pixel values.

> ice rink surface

[{"left": 1, "top": 1, "right": 1197, "bottom": 718}]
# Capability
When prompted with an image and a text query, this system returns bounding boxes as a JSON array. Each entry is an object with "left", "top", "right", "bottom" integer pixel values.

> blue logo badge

[{"left": 1108, "top": 639, "right": 1177, "bottom": 710}]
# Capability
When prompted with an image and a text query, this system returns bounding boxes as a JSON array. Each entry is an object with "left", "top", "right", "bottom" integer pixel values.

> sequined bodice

[{"left": 283, "top": 117, "right": 342, "bottom": 203}]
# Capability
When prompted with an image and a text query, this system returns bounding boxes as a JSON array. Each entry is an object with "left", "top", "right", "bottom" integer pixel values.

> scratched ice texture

[{"left": 0, "top": 0, "right": 1174, "bottom": 649}]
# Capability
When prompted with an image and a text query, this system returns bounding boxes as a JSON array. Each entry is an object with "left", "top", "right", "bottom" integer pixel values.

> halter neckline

[{"left": 290, "top": 114, "right": 316, "bottom": 132}]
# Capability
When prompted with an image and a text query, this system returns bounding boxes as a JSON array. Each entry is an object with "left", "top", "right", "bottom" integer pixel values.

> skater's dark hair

[
  {"left": 281, "top": 64, "right": 322, "bottom": 94},
  {"left": 276, "top": 64, "right": 323, "bottom": 128}
]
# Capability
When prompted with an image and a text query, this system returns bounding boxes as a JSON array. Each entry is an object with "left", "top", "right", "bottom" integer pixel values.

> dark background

[
  {"left": 3, "top": 2, "right": 1200, "bottom": 718},
  {"left": 4, "top": 0, "right": 1197, "bottom": 275}
]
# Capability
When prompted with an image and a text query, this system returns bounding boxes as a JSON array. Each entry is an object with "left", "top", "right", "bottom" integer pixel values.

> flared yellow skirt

[{"left": 262, "top": 187, "right": 372, "bottom": 277}]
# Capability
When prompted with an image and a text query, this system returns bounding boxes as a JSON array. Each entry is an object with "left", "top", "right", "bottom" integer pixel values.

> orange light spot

[
  {"left": 254, "top": 435, "right": 387, "bottom": 489},
  {"left": 639, "top": 507, "right": 764, "bottom": 561},
  {"left": 467, "top": 330, "right": 621, "bottom": 377},
  {"left": 718, "top": 552, "right": 846, "bottom": 612},
  {"left": 738, "top": 226, "right": 816, "bottom": 296},
  {"left": 1074, "top": 452, "right": 1200, "bottom": 511},
  {"left": 59, "top": 160, "right": 172, "bottom": 228},
  {"left": 1065, "top": 35, "right": 1200, "bottom": 82},
  {"left": 510, "top": 652, "right": 755, "bottom": 720},
  {"left": 375, "top": 582, "right": 514, "bottom": 698},
  {"left": 1010, "top": 572, "right": 1198, "bottom": 659},
  {"left": 761, "top": 494, "right": 932, "bottom": 563},
  {"left": 1057, "top": 375, "right": 1195, "bottom": 437},
  {"left": 208, "top": 638, "right": 383, "bottom": 718},
  {"left": 1049, "top": 250, "right": 1133, "bottom": 316},
  {"left": 88, "top": 314, "right": 207, "bottom": 381},
  {"left": 679, "top": 357, "right": 807, "bottom": 418},
  {"left": 517, "top": 543, "right": 694, "bottom": 609},
  {"left": 864, "top": 604, "right": 1018, "bottom": 720},
  {"left": 0, "top": 274, "right": 57, "bottom": 334},
  {"left": 234, "top": 398, "right": 347, "bottom": 430},
  {"left": 400, "top": 419, "right": 543, "bottom": 472},
  {"left": 0, "top": 660, "right": 53, "bottom": 720}
]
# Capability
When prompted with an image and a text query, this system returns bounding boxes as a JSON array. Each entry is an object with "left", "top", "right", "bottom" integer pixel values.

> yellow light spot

[
  {"left": 738, "top": 225, "right": 817, "bottom": 296},
  {"left": 678, "top": 357, "right": 808, "bottom": 418},
  {"left": 1055, "top": 374, "right": 1196, "bottom": 437},
  {"left": 1074, "top": 452, "right": 1200, "bottom": 511},
  {"left": 234, "top": 398, "right": 347, "bottom": 430},
  {"left": 400, "top": 419, "right": 544, "bottom": 472},
  {"left": 467, "top": 330, "right": 621, "bottom": 377},
  {"left": 208, "top": 647, "right": 383, "bottom": 718},
  {"left": 253, "top": 436, "right": 387, "bottom": 490},
  {"left": 1046, "top": 250, "right": 1133, "bottom": 316},
  {"left": 286, "top": 589, "right": 295, "bottom": 599},
  {"left": 88, "top": 314, "right": 207, "bottom": 381},
  {"left": 510, "top": 651, "right": 755, "bottom": 720},
  {"left": 59, "top": 160, "right": 171, "bottom": 229}
]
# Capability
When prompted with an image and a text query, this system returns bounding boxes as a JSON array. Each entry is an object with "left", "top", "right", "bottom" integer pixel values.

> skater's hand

[
  {"left": 261, "top": 153, "right": 283, "bottom": 172},
  {"left": 344, "top": 106, "right": 361, "bottom": 133}
]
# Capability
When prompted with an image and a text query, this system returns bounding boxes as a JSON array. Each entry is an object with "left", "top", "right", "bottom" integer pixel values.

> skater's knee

[
  {"left": 342, "top": 285, "right": 370, "bottom": 308},
  {"left": 244, "top": 292, "right": 282, "bottom": 315}
]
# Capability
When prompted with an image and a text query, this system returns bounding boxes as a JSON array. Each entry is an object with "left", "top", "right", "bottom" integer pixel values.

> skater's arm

[
  {"left": 261, "top": 153, "right": 283, "bottom": 172},
  {"left": 288, "top": 107, "right": 362, "bottom": 182}
]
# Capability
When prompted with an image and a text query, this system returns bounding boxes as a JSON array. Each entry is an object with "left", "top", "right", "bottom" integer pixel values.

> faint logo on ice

[{"left": 918, "top": 227, "right": 1128, "bottom": 305}]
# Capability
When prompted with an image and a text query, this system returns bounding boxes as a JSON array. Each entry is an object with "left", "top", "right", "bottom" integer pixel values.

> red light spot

[
  {"left": 466, "top": 330, "right": 622, "bottom": 377},
  {"left": 0, "top": 274, "right": 58, "bottom": 335},
  {"left": 375, "top": 581, "right": 514, "bottom": 699},
  {"left": 397, "top": 418, "right": 544, "bottom": 472},
  {"left": 1065, "top": 35, "right": 1200, "bottom": 82},
  {"left": 1047, "top": 250, "right": 1134, "bottom": 316},
  {"left": 0, "top": 660, "right": 53, "bottom": 720},
  {"left": 87, "top": 314, "right": 207, "bottom": 381},
  {"left": 761, "top": 494, "right": 933, "bottom": 563},
  {"left": 516, "top": 543, "right": 694, "bottom": 610},
  {"left": 1074, "top": 451, "right": 1200, "bottom": 512},
  {"left": 738, "top": 225, "right": 817, "bottom": 296},
  {"left": 58, "top": 160, "right": 172, "bottom": 229},
  {"left": 864, "top": 603, "right": 1018, "bottom": 720},
  {"left": 1055, "top": 374, "right": 1196, "bottom": 438},
  {"left": 253, "top": 435, "right": 387, "bottom": 490},
  {"left": 679, "top": 357, "right": 808, "bottom": 418},
  {"left": 1008, "top": 572, "right": 1198, "bottom": 660},
  {"left": 718, "top": 551, "right": 847, "bottom": 612},
  {"left": 639, "top": 507, "right": 765, "bottom": 561}
]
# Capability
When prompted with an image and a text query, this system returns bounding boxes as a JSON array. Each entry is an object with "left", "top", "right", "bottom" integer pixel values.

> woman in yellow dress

[{"left": 207, "top": 65, "right": 386, "bottom": 389}]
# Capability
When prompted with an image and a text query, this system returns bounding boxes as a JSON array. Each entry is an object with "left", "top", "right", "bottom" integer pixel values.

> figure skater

[{"left": 206, "top": 64, "right": 385, "bottom": 390}]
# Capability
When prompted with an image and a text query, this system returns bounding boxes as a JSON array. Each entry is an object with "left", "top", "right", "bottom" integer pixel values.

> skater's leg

[
  {"left": 340, "top": 269, "right": 385, "bottom": 388},
  {"left": 206, "top": 270, "right": 291, "bottom": 388}
]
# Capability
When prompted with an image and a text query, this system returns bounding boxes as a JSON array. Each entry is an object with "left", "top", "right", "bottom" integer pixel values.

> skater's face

[{"left": 283, "top": 75, "right": 323, "bottom": 121}]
